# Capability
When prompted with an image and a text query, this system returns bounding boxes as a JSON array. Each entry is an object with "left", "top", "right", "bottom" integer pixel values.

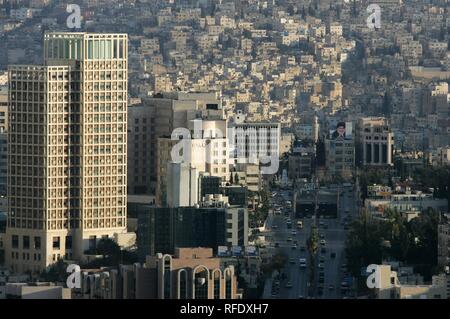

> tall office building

[{"left": 6, "top": 32, "right": 129, "bottom": 274}]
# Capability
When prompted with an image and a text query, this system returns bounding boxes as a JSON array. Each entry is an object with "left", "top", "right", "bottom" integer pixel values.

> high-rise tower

[{"left": 6, "top": 33, "right": 128, "bottom": 274}]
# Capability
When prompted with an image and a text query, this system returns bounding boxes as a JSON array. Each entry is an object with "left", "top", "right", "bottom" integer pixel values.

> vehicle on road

[
  {"left": 318, "top": 263, "right": 324, "bottom": 269},
  {"left": 330, "top": 252, "right": 336, "bottom": 258},
  {"left": 319, "top": 256, "right": 325, "bottom": 263},
  {"left": 320, "top": 239, "right": 326, "bottom": 246},
  {"left": 289, "top": 258, "right": 296, "bottom": 264},
  {"left": 329, "top": 285, "right": 335, "bottom": 290},
  {"left": 298, "top": 295, "right": 304, "bottom": 299},
  {"left": 286, "top": 221, "right": 292, "bottom": 229},
  {"left": 297, "top": 220, "right": 303, "bottom": 229},
  {"left": 319, "top": 233, "right": 325, "bottom": 239},
  {"left": 287, "top": 237, "right": 292, "bottom": 242},
  {"left": 291, "top": 244, "right": 297, "bottom": 250},
  {"left": 286, "top": 281, "right": 293, "bottom": 288},
  {"left": 274, "top": 242, "right": 279, "bottom": 248},
  {"left": 291, "top": 230, "right": 297, "bottom": 236},
  {"left": 272, "top": 225, "right": 278, "bottom": 229},
  {"left": 299, "top": 258, "right": 307, "bottom": 268},
  {"left": 300, "top": 246, "right": 306, "bottom": 252}
]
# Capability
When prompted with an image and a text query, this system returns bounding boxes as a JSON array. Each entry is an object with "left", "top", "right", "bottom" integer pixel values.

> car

[
  {"left": 287, "top": 237, "right": 292, "bottom": 242},
  {"left": 289, "top": 258, "right": 295, "bottom": 264},
  {"left": 298, "top": 295, "right": 305, "bottom": 299},
  {"left": 291, "top": 230, "right": 297, "bottom": 236},
  {"left": 318, "top": 277, "right": 324, "bottom": 284},
  {"left": 274, "top": 242, "right": 280, "bottom": 248},
  {"left": 300, "top": 246, "right": 306, "bottom": 252},
  {"left": 319, "top": 256, "right": 325, "bottom": 263},
  {"left": 328, "top": 285, "right": 335, "bottom": 290},
  {"left": 272, "top": 225, "right": 278, "bottom": 229},
  {"left": 299, "top": 258, "right": 307, "bottom": 268},
  {"left": 318, "top": 263, "right": 324, "bottom": 269},
  {"left": 319, "top": 233, "right": 325, "bottom": 239},
  {"left": 330, "top": 252, "right": 336, "bottom": 258},
  {"left": 320, "top": 239, "right": 326, "bottom": 246},
  {"left": 291, "top": 244, "right": 297, "bottom": 250},
  {"left": 285, "top": 281, "right": 293, "bottom": 288}
]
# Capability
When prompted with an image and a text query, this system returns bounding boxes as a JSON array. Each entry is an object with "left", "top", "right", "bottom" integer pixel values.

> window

[
  {"left": 53, "top": 236, "right": 60, "bottom": 249},
  {"left": 23, "top": 236, "right": 30, "bottom": 250},
  {"left": 12, "top": 235, "right": 19, "bottom": 249},
  {"left": 34, "top": 237, "right": 41, "bottom": 250}
]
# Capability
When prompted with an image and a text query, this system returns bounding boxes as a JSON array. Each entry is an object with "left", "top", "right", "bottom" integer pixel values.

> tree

[
  {"left": 346, "top": 207, "right": 441, "bottom": 282},
  {"left": 96, "top": 238, "right": 121, "bottom": 259},
  {"left": 40, "top": 259, "right": 68, "bottom": 284},
  {"left": 272, "top": 252, "right": 287, "bottom": 273}
]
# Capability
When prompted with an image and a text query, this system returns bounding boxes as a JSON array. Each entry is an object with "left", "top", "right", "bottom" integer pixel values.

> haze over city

[{"left": 0, "top": 0, "right": 449, "bottom": 303}]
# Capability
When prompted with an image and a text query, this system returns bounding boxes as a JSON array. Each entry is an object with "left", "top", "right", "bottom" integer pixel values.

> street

[{"left": 262, "top": 185, "right": 357, "bottom": 299}]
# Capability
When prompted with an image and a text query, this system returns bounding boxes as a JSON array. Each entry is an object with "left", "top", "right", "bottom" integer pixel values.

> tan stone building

[
  {"left": 6, "top": 32, "right": 129, "bottom": 274},
  {"left": 146, "top": 247, "right": 238, "bottom": 299}
]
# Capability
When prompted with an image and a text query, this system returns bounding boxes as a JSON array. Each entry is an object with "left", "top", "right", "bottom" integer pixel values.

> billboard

[
  {"left": 329, "top": 121, "right": 353, "bottom": 140},
  {"left": 245, "top": 245, "right": 257, "bottom": 256},
  {"left": 217, "top": 246, "right": 229, "bottom": 257},
  {"left": 231, "top": 245, "right": 243, "bottom": 257}
]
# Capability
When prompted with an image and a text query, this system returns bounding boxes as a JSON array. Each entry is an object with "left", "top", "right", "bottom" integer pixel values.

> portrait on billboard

[{"left": 330, "top": 121, "right": 352, "bottom": 140}]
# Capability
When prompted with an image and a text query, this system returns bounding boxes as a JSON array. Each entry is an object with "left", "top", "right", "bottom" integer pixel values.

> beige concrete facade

[{"left": 6, "top": 32, "right": 128, "bottom": 274}]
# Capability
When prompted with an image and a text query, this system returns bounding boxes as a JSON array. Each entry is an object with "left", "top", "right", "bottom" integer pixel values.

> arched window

[
  {"left": 178, "top": 269, "right": 188, "bottom": 299},
  {"left": 212, "top": 269, "right": 222, "bottom": 299},
  {"left": 163, "top": 255, "right": 172, "bottom": 299},
  {"left": 224, "top": 268, "right": 233, "bottom": 299},
  {"left": 193, "top": 266, "right": 209, "bottom": 299}
]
